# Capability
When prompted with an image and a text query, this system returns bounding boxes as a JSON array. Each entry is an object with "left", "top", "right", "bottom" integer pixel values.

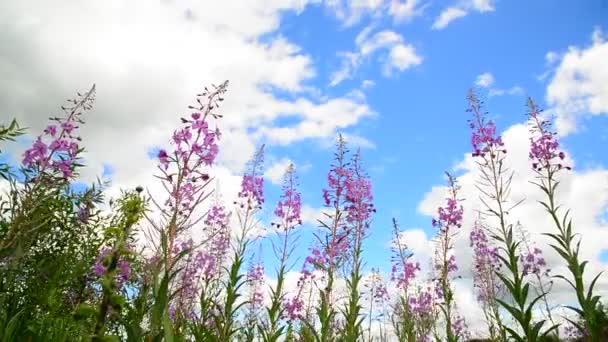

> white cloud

[
  {"left": 546, "top": 28, "right": 608, "bottom": 135},
  {"left": 0, "top": 0, "right": 378, "bottom": 209},
  {"left": 432, "top": 7, "right": 467, "bottom": 30},
  {"left": 323, "top": 0, "right": 385, "bottom": 26},
  {"left": 416, "top": 121, "right": 608, "bottom": 335},
  {"left": 389, "top": 0, "right": 426, "bottom": 22},
  {"left": 470, "top": 0, "right": 494, "bottom": 12},
  {"left": 341, "top": 132, "right": 377, "bottom": 149},
  {"left": 329, "top": 51, "right": 361, "bottom": 86},
  {"left": 323, "top": 0, "right": 425, "bottom": 26},
  {"left": 266, "top": 158, "right": 293, "bottom": 185},
  {"left": 432, "top": 0, "right": 495, "bottom": 30},
  {"left": 256, "top": 97, "right": 374, "bottom": 145},
  {"left": 474, "top": 72, "right": 523, "bottom": 97},
  {"left": 359, "top": 30, "right": 404, "bottom": 55},
  {"left": 388, "top": 43, "right": 423, "bottom": 71},
  {"left": 488, "top": 85, "right": 523, "bottom": 97},
  {"left": 331, "top": 29, "right": 422, "bottom": 86},
  {"left": 545, "top": 51, "right": 559, "bottom": 64},
  {"left": 361, "top": 79, "right": 376, "bottom": 89},
  {"left": 475, "top": 72, "right": 495, "bottom": 87}
]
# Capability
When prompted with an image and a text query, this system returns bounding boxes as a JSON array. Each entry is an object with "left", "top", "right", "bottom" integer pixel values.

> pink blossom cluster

[
  {"left": 173, "top": 239, "right": 220, "bottom": 307},
  {"left": 344, "top": 176, "right": 375, "bottom": 226},
  {"left": 467, "top": 92, "right": 506, "bottom": 158},
  {"left": 521, "top": 247, "right": 548, "bottom": 276},
  {"left": 240, "top": 174, "right": 264, "bottom": 207},
  {"left": 527, "top": 100, "right": 569, "bottom": 172},
  {"left": 158, "top": 112, "right": 219, "bottom": 212},
  {"left": 238, "top": 148, "right": 265, "bottom": 208},
  {"left": 322, "top": 166, "right": 351, "bottom": 206},
  {"left": 432, "top": 198, "right": 463, "bottom": 230},
  {"left": 391, "top": 261, "right": 420, "bottom": 290},
  {"left": 283, "top": 295, "right": 304, "bottom": 321},
  {"left": 247, "top": 261, "right": 265, "bottom": 309},
  {"left": 274, "top": 169, "right": 302, "bottom": 229},
  {"left": 91, "top": 246, "right": 132, "bottom": 288},
  {"left": 408, "top": 289, "right": 434, "bottom": 318},
  {"left": 22, "top": 112, "right": 85, "bottom": 179},
  {"left": 451, "top": 315, "right": 470, "bottom": 339},
  {"left": 470, "top": 224, "right": 502, "bottom": 302},
  {"left": 205, "top": 204, "right": 230, "bottom": 266},
  {"left": 373, "top": 283, "right": 389, "bottom": 303}
]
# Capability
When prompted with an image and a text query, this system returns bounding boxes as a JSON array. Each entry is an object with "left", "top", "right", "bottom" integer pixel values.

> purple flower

[
  {"left": 93, "top": 262, "right": 106, "bottom": 277},
  {"left": 527, "top": 98, "right": 570, "bottom": 172},
  {"left": 391, "top": 261, "right": 420, "bottom": 290},
  {"left": 273, "top": 165, "right": 302, "bottom": 230},
  {"left": 240, "top": 174, "right": 264, "bottom": 206},
  {"left": 468, "top": 91, "right": 506, "bottom": 158},
  {"left": 408, "top": 289, "right": 434, "bottom": 318},
  {"left": 283, "top": 295, "right": 304, "bottom": 321},
  {"left": 452, "top": 315, "right": 470, "bottom": 339},
  {"left": 470, "top": 222, "right": 502, "bottom": 302},
  {"left": 247, "top": 261, "right": 265, "bottom": 310},
  {"left": 521, "top": 246, "right": 548, "bottom": 276},
  {"left": 344, "top": 176, "right": 374, "bottom": 226}
]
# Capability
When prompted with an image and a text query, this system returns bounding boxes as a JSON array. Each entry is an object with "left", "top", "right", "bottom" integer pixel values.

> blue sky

[
  {"left": 1, "top": 0, "right": 608, "bottom": 331},
  {"left": 254, "top": 0, "right": 608, "bottom": 271}
]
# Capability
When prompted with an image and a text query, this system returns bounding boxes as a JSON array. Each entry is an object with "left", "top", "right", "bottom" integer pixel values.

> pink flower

[
  {"left": 273, "top": 165, "right": 302, "bottom": 230},
  {"left": 527, "top": 98, "right": 570, "bottom": 172}
]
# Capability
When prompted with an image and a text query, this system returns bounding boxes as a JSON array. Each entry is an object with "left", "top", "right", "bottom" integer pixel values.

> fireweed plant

[
  {"left": 432, "top": 173, "right": 469, "bottom": 342},
  {"left": 527, "top": 99, "right": 607, "bottom": 340},
  {"left": 260, "top": 163, "right": 302, "bottom": 341},
  {"left": 389, "top": 218, "right": 430, "bottom": 342},
  {"left": 3, "top": 82, "right": 608, "bottom": 341},
  {"left": 468, "top": 90, "right": 558, "bottom": 341},
  {"left": 469, "top": 218, "right": 505, "bottom": 340}
]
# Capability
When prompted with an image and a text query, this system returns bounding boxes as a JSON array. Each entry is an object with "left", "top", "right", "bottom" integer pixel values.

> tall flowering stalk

[
  {"left": 305, "top": 135, "right": 352, "bottom": 341},
  {"left": 145, "top": 81, "right": 228, "bottom": 339},
  {"left": 91, "top": 190, "right": 145, "bottom": 340},
  {"left": 467, "top": 90, "right": 556, "bottom": 341},
  {"left": 192, "top": 200, "right": 231, "bottom": 336},
  {"left": 527, "top": 98, "right": 606, "bottom": 340},
  {"left": 470, "top": 219, "right": 505, "bottom": 340},
  {"left": 517, "top": 223, "right": 557, "bottom": 335},
  {"left": 216, "top": 145, "right": 265, "bottom": 341},
  {"left": 364, "top": 269, "right": 389, "bottom": 342},
  {"left": 261, "top": 164, "right": 302, "bottom": 341},
  {"left": 1, "top": 85, "right": 95, "bottom": 257},
  {"left": 432, "top": 173, "right": 465, "bottom": 342},
  {"left": 389, "top": 218, "right": 422, "bottom": 342},
  {"left": 245, "top": 258, "right": 265, "bottom": 341},
  {"left": 342, "top": 150, "right": 375, "bottom": 341}
]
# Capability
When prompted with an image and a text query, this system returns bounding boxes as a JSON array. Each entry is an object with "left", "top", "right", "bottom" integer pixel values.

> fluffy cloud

[
  {"left": 546, "top": 28, "right": 608, "bottom": 135},
  {"left": 432, "top": 0, "right": 495, "bottom": 30},
  {"left": 323, "top": 0, "right": 425, "bottom": 26},
  {"left": 331, "top": 28, "right": 422, "bottom": 86},
  {"left": 432, "top": 7, "right": 467, "bottom": 30},
  {"left": 475, "top": 72, "right": 495, "bottom": 87},
  {"left": 266, "top": 158, "right": 293, "bottom": 185},
  {"left": 413, "top": 120, "right": 608, "bottom": 336},
  {"left": 0, "top": 0, "right": 375, "bottom": 205},
  {"left": 474, "top": 72, "right": 523, "bottom": 97}
]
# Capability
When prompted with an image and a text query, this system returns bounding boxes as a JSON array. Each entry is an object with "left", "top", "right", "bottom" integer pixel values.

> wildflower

[
  {"left": 521, "top": 247, "right": 548, "bottom": 276},
  {"left": 238, "top": 147, "right": 265, "bottom": 208},
  {"left": 283, "top": 296, "right": 304, "bottom": 321},
  {"left": 527, "top": 98, "right": 570, "bottom": 172},
  {"left": 247, "top": 261, "right": 265, "bottom": 310},
  {"left": 22, "top": 86, "right": 94, "bottom": 179},
  {"left": 273, "top": 165, "right": 302, "bottom": 229},
  {"left": 467, "top": 92, "right": 506, "bottom": 158}
]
